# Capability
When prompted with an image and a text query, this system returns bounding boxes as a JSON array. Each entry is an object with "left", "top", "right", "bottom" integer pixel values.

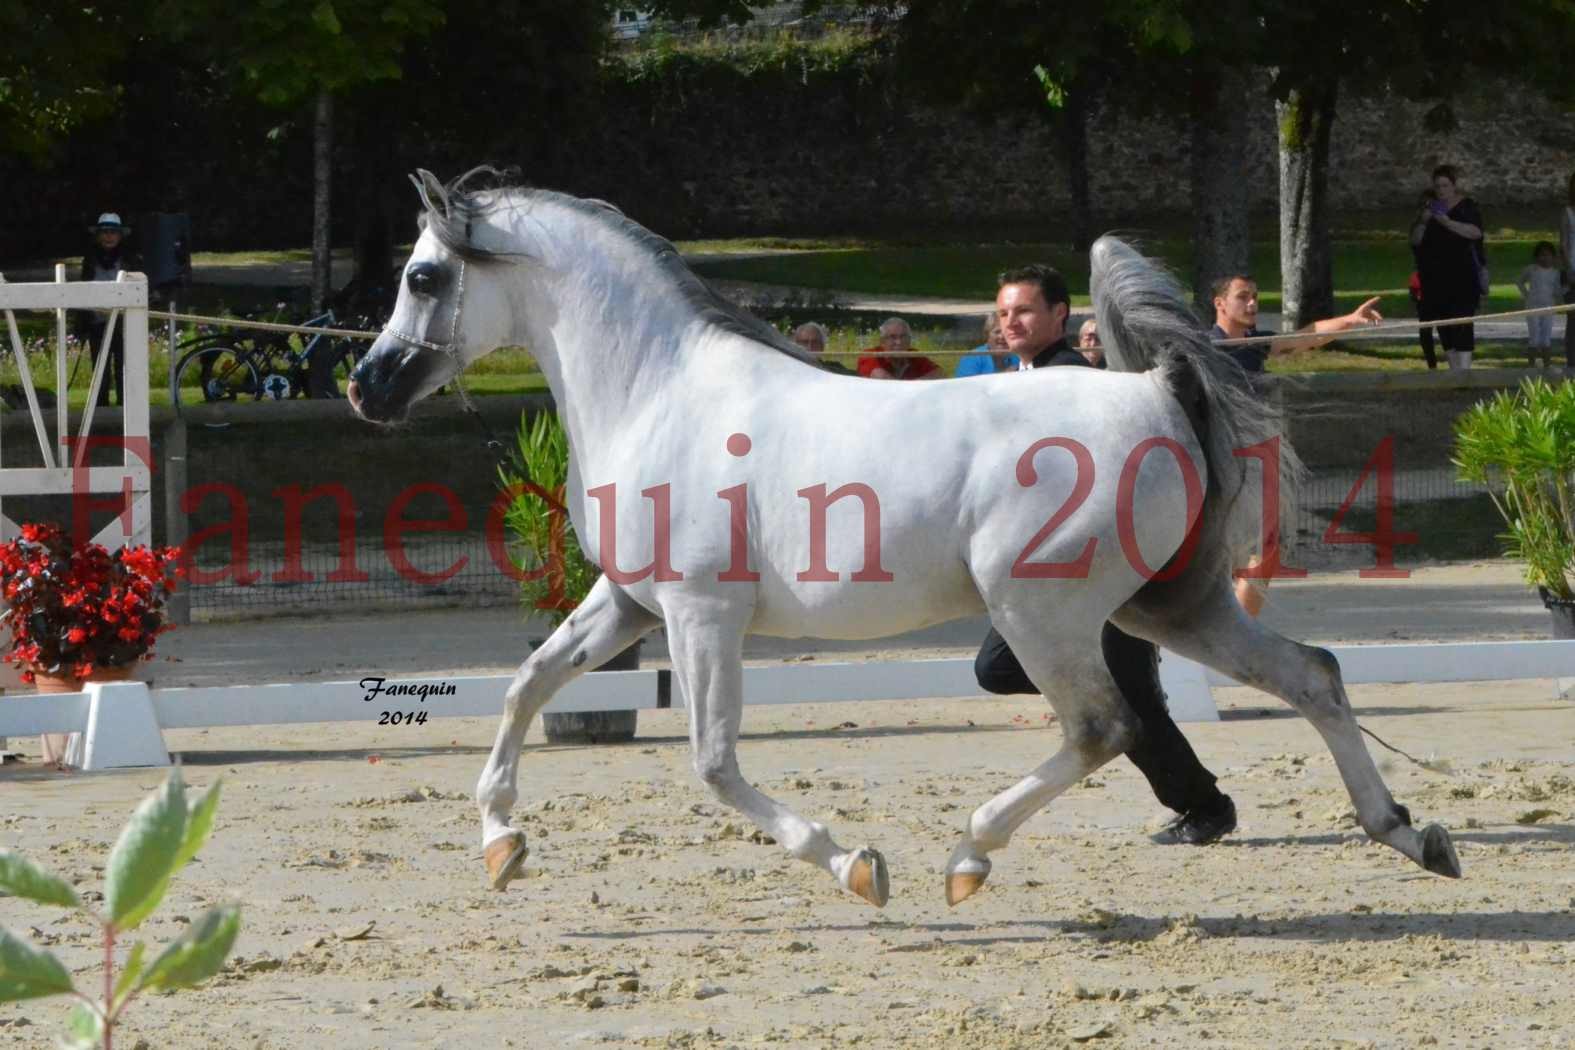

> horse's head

[{"left": 348, "top": 169, "right": 517, "bottom": 424}]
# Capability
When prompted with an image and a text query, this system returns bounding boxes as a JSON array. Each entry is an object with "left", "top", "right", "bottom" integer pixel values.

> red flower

[{"left": 0, "top": 523, "right": 182, "bottom": 678}]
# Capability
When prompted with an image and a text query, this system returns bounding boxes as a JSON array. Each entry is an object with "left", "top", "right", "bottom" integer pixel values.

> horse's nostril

[{"left": 346, "top": 379, "right": 363, "bottom": 411}]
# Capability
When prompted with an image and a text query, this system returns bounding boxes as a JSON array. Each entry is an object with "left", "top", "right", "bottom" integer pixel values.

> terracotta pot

[
  {"left": 32, "top": 664, "right": 136, "bottom": 766},
  {"left": 31, "top": 663, "right": 135, "bottom": 692}
]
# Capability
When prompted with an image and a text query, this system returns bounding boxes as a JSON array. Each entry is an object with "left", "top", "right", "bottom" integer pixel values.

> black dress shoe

[{"left": 1151, "top": 794, "right": 1237, "bottom": 846}]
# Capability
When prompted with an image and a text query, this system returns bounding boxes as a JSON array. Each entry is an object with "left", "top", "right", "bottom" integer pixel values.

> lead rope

[{"left": 1358, "top": 723, "right": 1454, "bottom": 776}]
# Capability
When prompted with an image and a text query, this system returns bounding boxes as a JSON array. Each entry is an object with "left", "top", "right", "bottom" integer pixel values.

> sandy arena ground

[{"left": 2, "top": 563, "right": 1573, "bottom": 1049}]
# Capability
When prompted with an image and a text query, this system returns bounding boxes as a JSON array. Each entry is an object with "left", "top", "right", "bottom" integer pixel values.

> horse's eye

[{"left": 406, "top": 262, "right": 448, "bottom": 296}]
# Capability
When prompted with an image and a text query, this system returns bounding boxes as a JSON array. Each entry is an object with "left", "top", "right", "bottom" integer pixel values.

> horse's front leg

[
  {"left": 665, "top": 600, "right": 890, "bottom": 907},
  {"left": 478, "top": 575, "right": 659, "bottom": 890}
]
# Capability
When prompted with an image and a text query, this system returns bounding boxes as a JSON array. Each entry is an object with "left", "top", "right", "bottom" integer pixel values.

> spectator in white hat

[{"left": 76, "top": 213, "right": 139, "bottom": 407}]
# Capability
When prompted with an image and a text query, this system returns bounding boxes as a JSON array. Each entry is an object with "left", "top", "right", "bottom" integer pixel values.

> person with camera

[{"left": 1411, "top": 164, "right": 1486, "bottom": 371}]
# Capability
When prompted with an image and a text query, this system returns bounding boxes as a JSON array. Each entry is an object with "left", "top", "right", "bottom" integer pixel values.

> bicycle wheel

[{"left": 174, "top": 345, "right": 260, "bottom": 405}]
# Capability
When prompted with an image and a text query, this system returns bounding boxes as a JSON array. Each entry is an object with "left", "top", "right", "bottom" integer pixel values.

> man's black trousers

[{"left": 973, "top": 621, "right": 1224, "bottom": 815}]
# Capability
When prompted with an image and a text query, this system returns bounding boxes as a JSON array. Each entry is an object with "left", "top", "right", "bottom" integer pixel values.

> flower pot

[
  {"left": 541, "top": 640, "right": 641, "bottom": 745},
  {"left": 32, "top": 665, "right": 135, "bottom": 767},
  {"left": 1539, "top": 588, "right": 1575, "bottom": 639}
]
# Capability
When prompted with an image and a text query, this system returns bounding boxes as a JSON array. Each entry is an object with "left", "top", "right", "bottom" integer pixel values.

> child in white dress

[{"left": 1516, "top": 241, "right": 1564, "bottom": 368}]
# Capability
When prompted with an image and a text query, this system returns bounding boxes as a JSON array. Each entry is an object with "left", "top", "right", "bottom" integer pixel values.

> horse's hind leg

[
  {"left": 946, "top": 619, "right": 1136, "bottom": 905},
  {"left": 477, "top": 575, "right": 660, "bottom": 890},
  {"left": 1120, "top": 583, "right": 1461, "bottom": 879},
  {"left": 663, "top": 601, "right": 890, "bottom": 907}
]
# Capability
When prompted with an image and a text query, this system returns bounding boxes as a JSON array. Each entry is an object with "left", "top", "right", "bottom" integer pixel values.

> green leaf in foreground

[
  {"left": 0, "top": 850, "right": 80, "bottom": 909},
  {"left": 139, "top": 904, "right": 241, "bottom": 992},
  {"left": 171, "top": 780, "right": 223, "bottom": 874},
  {"left": 112, "top": 940, "right": 147, "bottom": 1010},
  {"left": 105, "top": 769, "right": 189, "bottom": 932},
  {"left": 64, "top": 1002, "right": 105, "bottom": 1049},
  {"left": 0, "top": 926, "right": 75, "bottom": 1001}
]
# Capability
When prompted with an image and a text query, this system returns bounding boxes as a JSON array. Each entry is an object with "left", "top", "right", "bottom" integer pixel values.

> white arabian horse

[{"left": 348, "top": 169, "right": 1460, "bottom": 907}]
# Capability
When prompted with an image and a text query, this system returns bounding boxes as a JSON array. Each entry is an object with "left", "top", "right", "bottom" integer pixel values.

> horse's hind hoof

[
  {"left": 1420, "top": 823, "right": 1462, "bottom": 879},
  {"left": 484, "top": 830, "right": 529, "bottom": 891},
  {"left": 846, "top": 847, "right": 889, "bottom": 908},
  {"left": 945, "top": 866, "right": 990, "bottom": 907}
]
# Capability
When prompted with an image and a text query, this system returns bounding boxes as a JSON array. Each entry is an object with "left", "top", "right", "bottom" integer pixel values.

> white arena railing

[{"left": 1, "top": 640, "right": 1573, "bottom": 771}]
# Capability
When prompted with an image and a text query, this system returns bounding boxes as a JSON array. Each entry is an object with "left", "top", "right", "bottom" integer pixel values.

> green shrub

[
  {"left": 1453, "top": 377, "right": 1575, "bottom": 598},
  {"left": 497, "top": 412, "right": 599, "bottom": 624}
]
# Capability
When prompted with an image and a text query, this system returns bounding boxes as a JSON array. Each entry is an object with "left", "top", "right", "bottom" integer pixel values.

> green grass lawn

[
  {"left": 3, "top": 214, "right": 1557, "bottom": 400},
  {"left": 687, "top": 234, "right": 1540, "bottom": 322}
]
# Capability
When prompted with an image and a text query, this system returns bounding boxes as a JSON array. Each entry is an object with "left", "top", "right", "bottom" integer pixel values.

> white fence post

[{"left": 0, "top": 270, "right": 151, "bottom": 547}]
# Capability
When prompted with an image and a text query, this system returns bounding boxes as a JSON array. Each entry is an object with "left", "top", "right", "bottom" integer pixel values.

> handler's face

[
  {"left": 996, "top": 283, "right": 1066, "bottom": 358},
  {"left": 1215, "top": 278, "right": 1259, "bottom": 331}
]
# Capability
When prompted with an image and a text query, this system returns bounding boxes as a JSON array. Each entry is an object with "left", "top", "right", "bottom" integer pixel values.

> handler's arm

[{"left": 1270, "top": 296, "right": 1384, "bottom": 353}]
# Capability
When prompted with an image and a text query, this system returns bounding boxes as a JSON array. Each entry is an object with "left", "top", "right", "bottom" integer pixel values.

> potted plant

[
  {"left": 1453, "top": 376, "right": 1575, "bottom": 637},
  {"left": 498, "top": 411, "right": 641, "bottom": 744},
  {"left": 0, "top": 522, "right": 183, "bottom": 765}
]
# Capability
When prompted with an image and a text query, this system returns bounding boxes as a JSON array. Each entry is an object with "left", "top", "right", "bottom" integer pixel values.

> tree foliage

[
  {"left": 0, "top": 4, "right": 128, "bottom": 160},
  {"left": 155, "top": 0, "right": 444, "bottom": 109}
]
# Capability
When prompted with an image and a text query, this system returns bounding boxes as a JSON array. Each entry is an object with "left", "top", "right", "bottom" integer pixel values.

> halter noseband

[
  {"left": 381, "top": 257, "right": 499, "bottom": 453},
  {"left": 386, "top": 258, "right": 467, "bottom": 354}
]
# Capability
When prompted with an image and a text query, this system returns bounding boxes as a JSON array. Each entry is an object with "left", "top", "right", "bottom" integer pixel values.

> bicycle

[{"left": 172, "top": 310, "right": 370, "bottom": 407}]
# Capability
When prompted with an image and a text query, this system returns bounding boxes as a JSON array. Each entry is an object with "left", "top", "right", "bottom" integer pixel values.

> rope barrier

[
  {"left": 142, "top": 298, "right": 1575, "bottom": 358},
  {"left": 148, "top": 310, "right": 378, "bottom": 341},
  {"left": 1213, "top": 300, "right": 1575, "bottom": 347},
  {"left": 841, "top": 300, "right": 1575, "bottom": 358}
]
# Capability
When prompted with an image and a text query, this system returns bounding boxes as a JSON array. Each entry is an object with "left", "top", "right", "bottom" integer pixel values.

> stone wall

[
  {"left": 582, "top": 73, "right": 1575, "bottom": 238},
  {"left": 5, "top": 64, "right": 1575, "bottom": 261}
]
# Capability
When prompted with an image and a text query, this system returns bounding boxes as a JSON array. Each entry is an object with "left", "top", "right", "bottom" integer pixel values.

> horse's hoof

[
  {"left": 484, "top": 830, "right": 529, "bottom": 891},
  {"left": 945, "top": 868, "right": 989, "bottom": 907},
  {"left": 1419, "top": 823, "right": 1462, "bottom": 879},
  {"left": 846, "top": 847, "right": 889, "bottom": 908}
]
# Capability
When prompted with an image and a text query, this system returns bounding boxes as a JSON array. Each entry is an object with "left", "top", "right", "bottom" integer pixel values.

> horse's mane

[{"left": 414, "top": 167, "right": 817, "bottom": 366}]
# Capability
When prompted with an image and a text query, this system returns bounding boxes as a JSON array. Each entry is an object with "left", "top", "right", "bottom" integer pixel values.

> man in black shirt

[
  {"left": 1209, "top": 273, "right": 1383, "bottom": 615},
  {"left": 975, "top": 264, "right": 1237, "bottom": 846},
  {"left": 1210, "top": 274, "right": 1383, "bottom": 375}
]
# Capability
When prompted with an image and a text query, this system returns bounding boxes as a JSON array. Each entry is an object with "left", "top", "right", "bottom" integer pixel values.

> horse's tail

[{"left": 1089, "top": 235, "right": 1302, "bottom": 571}]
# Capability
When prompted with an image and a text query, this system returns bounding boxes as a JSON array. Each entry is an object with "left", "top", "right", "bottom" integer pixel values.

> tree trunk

[
  {"left": 1277, "top": 79, "right": 1338, "bottom": 330},
  {"left": 1056, "top": 84, "right": 1094, "bottom": 253},
  {"left": 311, "top": 87, "right": 334, "bottom": 312},
  {"left": 346, "top": 97, "right": 398, "bottom": 320},
  {"left": 1188, "top": 65, "right": 1253, "bottom": 318}
]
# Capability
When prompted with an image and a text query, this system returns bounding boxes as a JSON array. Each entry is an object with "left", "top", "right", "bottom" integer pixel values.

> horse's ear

[{"left": 410, "top": 169, "right": 450, "bottom": 218}]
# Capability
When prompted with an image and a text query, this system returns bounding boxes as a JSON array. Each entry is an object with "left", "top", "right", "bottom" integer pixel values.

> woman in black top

[{"left": 1410, "top": 165, "right": 1485, "bottom": 371}]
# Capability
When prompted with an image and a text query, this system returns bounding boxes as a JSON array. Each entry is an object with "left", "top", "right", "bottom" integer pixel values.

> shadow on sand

[{"left": 565, "top": 907, "right": 1575, "bottom": 948}]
